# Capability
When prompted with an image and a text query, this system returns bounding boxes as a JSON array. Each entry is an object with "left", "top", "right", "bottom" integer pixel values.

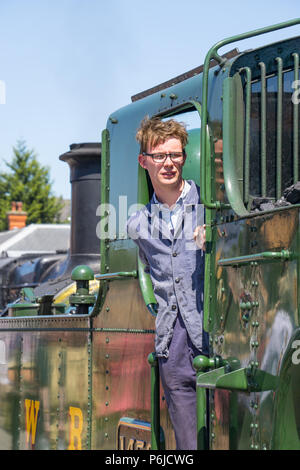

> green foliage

[{"left": 0, "top": 140, "right": 63, "bottom": 231}]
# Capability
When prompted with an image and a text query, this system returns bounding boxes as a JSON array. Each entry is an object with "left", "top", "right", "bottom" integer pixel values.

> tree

[{"left": 0, "top": 140, "right": 63, "bottom": 231}]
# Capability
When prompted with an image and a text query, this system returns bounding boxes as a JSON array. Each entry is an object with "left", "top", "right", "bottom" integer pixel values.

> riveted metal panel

[{"left": 210, "top": 207, "right": 300, "bottom": 450}]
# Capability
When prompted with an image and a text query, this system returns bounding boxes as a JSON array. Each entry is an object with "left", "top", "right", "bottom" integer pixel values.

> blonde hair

[{"left": 136, "top": 116, "right": 188, "bottom": 153}]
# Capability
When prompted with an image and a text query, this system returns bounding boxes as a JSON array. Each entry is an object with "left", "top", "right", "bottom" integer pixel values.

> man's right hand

[{"left": 193, "top": 225, "right": 206, "bottom": 251}]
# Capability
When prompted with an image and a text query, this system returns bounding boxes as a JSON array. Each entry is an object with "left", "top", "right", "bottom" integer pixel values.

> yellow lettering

[
  {"left": 135, "top": 439, "right": 145, "bottom": 449},
  {"left": 127, "top": 437, "right": 135, "bottom": 450},
  {"left": 68, "top": 406, "right": 83, "bottom": 450},
  {"left": 119, "top": 435, "right": 125, "bottom": 450},
  {"left": 25, "top": 399, "right": 40, "bottom": 448}
]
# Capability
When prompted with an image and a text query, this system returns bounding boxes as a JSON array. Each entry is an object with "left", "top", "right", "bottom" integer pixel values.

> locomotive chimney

[{"left": 59, "top": 143, "right": 101, "bottom": 256}]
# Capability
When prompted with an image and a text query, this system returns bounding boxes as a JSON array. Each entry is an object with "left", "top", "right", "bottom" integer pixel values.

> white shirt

[{"left": 153, "top": 180, "right": 191, "bottom": 232}]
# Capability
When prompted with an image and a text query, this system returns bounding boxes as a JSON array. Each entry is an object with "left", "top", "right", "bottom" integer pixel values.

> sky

[{"left": 0, "top": 0, "right": 299, "bottom": 199}]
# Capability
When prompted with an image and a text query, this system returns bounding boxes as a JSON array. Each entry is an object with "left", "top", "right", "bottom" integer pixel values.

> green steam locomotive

[{"left": 0, "top": 18, "right": 299, "bottom": 450}]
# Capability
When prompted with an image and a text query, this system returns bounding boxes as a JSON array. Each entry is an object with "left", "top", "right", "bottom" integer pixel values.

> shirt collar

[{"left": 153, "top": 180, "right": 191, "bottom": 209}]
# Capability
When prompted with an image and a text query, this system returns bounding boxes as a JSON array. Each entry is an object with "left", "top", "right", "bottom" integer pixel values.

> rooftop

[{"left": 0, "top": 224, "right": 70, "bottom": 258}]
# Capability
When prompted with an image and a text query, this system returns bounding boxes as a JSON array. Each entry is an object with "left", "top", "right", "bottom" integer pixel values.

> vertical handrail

[
  {"left": 90, "top": 128, "right": 110, "bottom": 317},
  {"left": 196, "top": 383, "right": 208, "bottom": 450},
  {"left": 137, "top": 165, "right": 158, "bottom": 315},
  {"left": 259, "top": 62, "right": 267, "bottom": 197},
  {"left": 100, "top": 128, "right": 110, "bottom": 275},
  {"left": 275, "top": 57, "right": 283, "bottom": 200},
  {"left": 239, "top": 67, "right": 252, "bottom": 206},
  {"left": 193, "top": 356, "right": 209, "bottom": 450},
  {"left": 293, "top": 52, "right": 299, "bottom": 183},
  {"left": 148, "top": 352, "right": 161, "bottom": 450}
]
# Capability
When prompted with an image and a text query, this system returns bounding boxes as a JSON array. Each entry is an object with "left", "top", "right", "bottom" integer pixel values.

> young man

[{"left": 127, "top": 116, "right": 208, "bottom": 450}]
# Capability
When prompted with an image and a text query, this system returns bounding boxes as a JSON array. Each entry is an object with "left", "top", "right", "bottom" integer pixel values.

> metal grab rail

[
  {"left": 148, "top": 353, "right": 161, "bottom": 450},
  {"left": 200, "top": 18, "right": 300, "bottom": 213},
  {"left": 293, "top": 52, "right": 299, "bottom": 183},
  {"left": 218, "top": 249, "right": 293, "bottom": 267},
  {"left": 95, "top": 271, "right": 137, "bottom": 280},
  {"left": 137, "top": 164, "right": 158, "bottom": 316}
]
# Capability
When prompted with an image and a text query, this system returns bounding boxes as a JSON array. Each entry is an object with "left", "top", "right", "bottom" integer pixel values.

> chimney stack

[
  {"left": 7, "top": 201, "right": 27, "bottom": 230},
  {"left": 59, "top": 143, "right": 101, "bottom": 255}
]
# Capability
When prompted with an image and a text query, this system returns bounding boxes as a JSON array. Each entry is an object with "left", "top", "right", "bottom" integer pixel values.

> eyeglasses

[{"left": 142, "top": 151, "right": 185, "bottom": 163}]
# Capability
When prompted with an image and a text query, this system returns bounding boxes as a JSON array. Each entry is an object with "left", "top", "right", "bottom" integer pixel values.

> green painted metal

[
  {"left": 193, "top": 356, "right": 209, "bottom": 450},
  {"left": 87, "top": 330, "right": 93, "bottom": 449},
  {"left": 137, "top": 258, "right": 157, "bottom": 317},
  {"left": 239, "top": 67, "right": 251, "bottom": 207},
  {"left": 69, "top": 266, "right": 96, "bottom": 314},
  {"left": 259, "top": 61, "right": 267, "bottom": 197},
  {"left": 21, "top": 287, "right": 36, "bottom": 303},
  {"left": 218, "top": 249, "right": 293, "bottom": 267},
  {"left": 100, "top": 128, "right": 110, "bottom": 272},
  {"left": 137, "top": 163, "right": 158, "bottom": 315},
  {"left": 271, "top": 329, "right": 300, "bottom": 449},
  {"left": 0, "top": 19, "right": 299, "bottom": 451},
  {"left": 7, "top": 301, "right": 39, "bottom": 316},
  {"left": 0, "top": 316, "right": 92, "bottom": 449},
  {"left": 293, "top": 52, "right": 299, "bottom": 183},
  {"left": 197, "top": 366, "right": 227, "bottom": 389},
  {"left": 275, "top": 57, "right": 283, "bottom": 200},
  {"left": 216, "top": 367, "right": 279, "bottom": 393},
  {"left": 200, "top": 18, "right": 300, "bottom": 210},
  {"left": 69, "top": 293, "right": 95, "bottom": 307},
  {"left": 298, "top": 220, "right": 300, "bottom": 327},
  {"left": 8, "top": 295, "right": 67, "bottom": 317},
  {"left": 222, "top": 75, "right": 248, "bottom": 217},
  {"left": 197, "top": 365, "right": 278, "bottom": 393},
  {"left": 222, "top": 43, "right": 298, "bottom": 217},
  {"left": 182, "top": 128, "right": 201, "bottom": 184},
  {"left": 71, "top": 265, "right": 95, "bottom": 281},
  {"left": 95, "top": 271, "right": 137, "bottom": 280},
  {"left": 196, "top": 383, "right": 207, "bottom": 450},
  {"left": 211, "top": 206, "right": 300, "bottom": 449},
  {"left": 94, "top": 327, "right": 155, "bottom": 333},
  {"left": 90, "top": 128, "right": 111, "bottom": 319},
  {"left": 193, "top": 355, "right": 216, "bottom": 371},
  {"left": 215, "top": 368, "right": 248, "bottom": 392}
]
